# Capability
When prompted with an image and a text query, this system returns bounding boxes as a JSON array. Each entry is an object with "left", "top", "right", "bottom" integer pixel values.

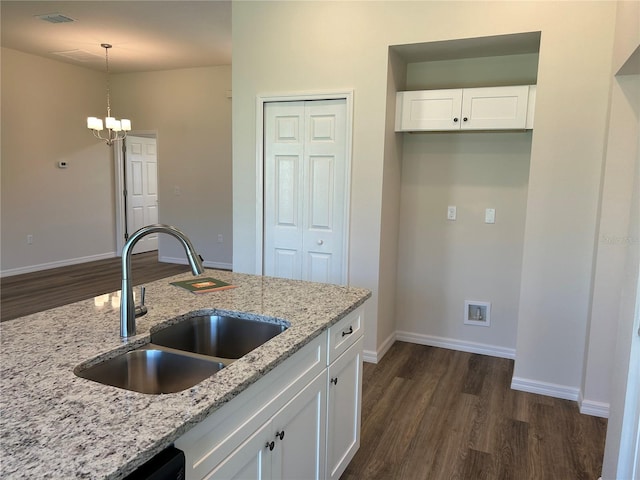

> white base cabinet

[
  {"left": 326, "top": 337, "right": 363, "bottom": 480},
  {"left": 175, "top": 306, "right": 365, "bottom": 480},
  {"left": 209, "top": 372, "right": 326, "bottom": 480},
  {"left": 395, "top": 85, "right": 536, "bottom": 132}
]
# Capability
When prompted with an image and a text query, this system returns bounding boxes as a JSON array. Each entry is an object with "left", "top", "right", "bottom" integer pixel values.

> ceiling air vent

[
  {"left": 36, "top": 13, "right": 76, "bottom": 24},
  {"left": 52, "top": 50, "right": 102, "bottom": 62}
]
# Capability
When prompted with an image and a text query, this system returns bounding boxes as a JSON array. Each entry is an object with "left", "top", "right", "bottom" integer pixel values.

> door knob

[{"left": 317, "top": 240, "right": 324, "bottom": 245}]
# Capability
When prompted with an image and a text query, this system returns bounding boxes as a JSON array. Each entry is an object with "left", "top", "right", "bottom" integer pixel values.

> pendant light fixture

[{"left": 87, "top": 43, "right": 131, "bottom": 146}]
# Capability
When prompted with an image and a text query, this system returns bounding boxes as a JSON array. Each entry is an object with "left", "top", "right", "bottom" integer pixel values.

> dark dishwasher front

[{"left": 124, "top": 445, "right": 185, "bottom": 480}]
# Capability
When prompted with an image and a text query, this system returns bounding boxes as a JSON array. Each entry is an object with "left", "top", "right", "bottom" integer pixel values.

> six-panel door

[{"left": 263, "top": 100, "right": 348, "bottom": 285}]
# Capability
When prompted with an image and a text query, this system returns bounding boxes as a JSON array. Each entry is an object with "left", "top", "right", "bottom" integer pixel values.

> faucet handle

[
  {"left": 135, "top": 286, "right": 148, "bottom": 318},
  {"left": 140, "top": 285, "right": 146, "bottom": 307}
]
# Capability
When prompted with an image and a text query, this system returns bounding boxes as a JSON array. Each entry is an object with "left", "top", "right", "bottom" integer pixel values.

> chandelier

[{"left": 87, "top": 44, "right": 131, "bottom": 146}]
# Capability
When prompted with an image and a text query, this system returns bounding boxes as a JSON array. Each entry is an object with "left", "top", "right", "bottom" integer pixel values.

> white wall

[
  {"left": 0, "top": 49, "right": 233, "bottom": 275},
  {"left": 600, "top": 72, "right": 640, "bottom": 477},
  {"left": 232, "top": 1, "right": 390, "bottom": 358},
  {"left": 600, "top": 1, "right": 640, "bottom": 475},
  {"left": 1, "top": 48, "right": 115, "bottom": 274},
  {"left": 375, "top": 49, "right": 406, "bottom": 359},
  {"left": 232, "top": 1, "right": 617, "bottom": 398},
  {"left": 396, "top": 132, "right": 531, "bottom": 356},
  {"left": 111, "top": 66, "right": 232, "bottom": 269},
  {"left": 582, "top": 68, "right": 639, "bottom": 416},
  {"left": 394, "top": 52, "right": 536, "bottom": 358}
]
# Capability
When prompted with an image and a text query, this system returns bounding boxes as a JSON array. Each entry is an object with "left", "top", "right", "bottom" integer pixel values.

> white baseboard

[
  {"left": 362, "top": 350, "right": 378, "bottom": 363},
  {"left": 159, "top": 256, "right": 232, "bottom": 271},
  {"left": 395, "top": 331, "right": 516, "bottom": 359},
  {"left": 511, "top": 376, "right": 580, "bottom": 401},
  {"left": 363, "top": 331, "right": 396, "bottom": 364},
  {"left": 0, "top": 252, "right": 117, "bottom": 277},
  {"left": 578, "top": 395, "right": 610, "bottom": 418}
]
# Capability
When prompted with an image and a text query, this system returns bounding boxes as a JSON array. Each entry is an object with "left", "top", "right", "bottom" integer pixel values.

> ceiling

[
  {"left": 392, "top": 31, "right": 541, "bottom": 63},
  {"left": 0, "top": 1, "right": 231, "bottom": 73}
]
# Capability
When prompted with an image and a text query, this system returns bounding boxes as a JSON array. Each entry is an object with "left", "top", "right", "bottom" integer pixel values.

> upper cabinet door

[
  {"left": 460, "top": 85, "right": 530, "bottom": 130},
  {"left": 395, "top": 85, "right": 534, "bottom": 132},
  {"left": 395, "top": 89, "right": 463, "bottom": 131}
]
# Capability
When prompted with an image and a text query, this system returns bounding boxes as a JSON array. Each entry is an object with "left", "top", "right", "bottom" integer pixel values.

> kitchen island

[{"left": 0, "top": 269, "right": 370, "bottom": 479}]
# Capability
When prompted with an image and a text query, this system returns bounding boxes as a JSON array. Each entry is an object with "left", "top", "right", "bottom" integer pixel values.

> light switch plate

[{"left": 485, "top": 208, "right": 496, "bottom": 224}]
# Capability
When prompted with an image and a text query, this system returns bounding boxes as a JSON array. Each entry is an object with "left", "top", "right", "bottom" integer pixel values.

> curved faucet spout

[{"left": 120, "top": 224, "right": 204, "bottom": 337}]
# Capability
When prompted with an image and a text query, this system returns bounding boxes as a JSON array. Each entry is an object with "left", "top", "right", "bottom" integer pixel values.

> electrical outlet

[
  {"left": 447, "top": 206, "right": 457, "bottom": 221},
  {"left": 27, "top": 234, "right": 33, "bottom": 245},
  {"left": 217, "top": 234, "right": 223, "bottom": 243}
]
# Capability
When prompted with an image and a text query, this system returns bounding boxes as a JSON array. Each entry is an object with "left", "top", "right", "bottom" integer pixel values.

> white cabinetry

[
  {"left": 325, "top": 308, "right": 364, "bottom": 480},
  {"left": 204, "top": 419, "right": 271, "bottom": 479},
  {"left": 175, "top": 306, "right": 365, "bottom": 480},
  {"left": 209, "top": 372, "right": 326, "bottom": 480},
  {"left": 326, "top": 337, "right": 363, "bottom": 480},
  {"left": 395, "top": 85, "right": 535, "bottom": 132},
  {"left": 272, "top": 372, "right": 326, "bottom": 479}
]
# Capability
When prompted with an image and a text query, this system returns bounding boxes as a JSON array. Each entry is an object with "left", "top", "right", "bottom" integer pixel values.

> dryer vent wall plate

[{"left": 464, "top": 300, "right": 491, "bottom": 327}]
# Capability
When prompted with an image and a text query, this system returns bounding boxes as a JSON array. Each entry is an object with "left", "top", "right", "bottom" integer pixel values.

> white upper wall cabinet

[{"left": 395, "top": 85, "right": 535, "bottom": 132}]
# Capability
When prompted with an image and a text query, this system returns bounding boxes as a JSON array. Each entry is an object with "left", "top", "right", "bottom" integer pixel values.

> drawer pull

[
  {"left": 330, "top": 377, "right": 338, "bottom": 385},
  {"left": 276, "top": 430, "right": 285, "bottom": 441},
  {"left": 342, "top": 326, "right": 353, "bottom": 337},
  {"left": 266, "top": 441, "right": 275, "bottom": 451}
]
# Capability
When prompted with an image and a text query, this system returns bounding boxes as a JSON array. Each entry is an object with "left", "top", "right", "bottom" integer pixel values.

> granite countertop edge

[{"left": 0, "top": 269, "right": 371, "bottom": 479}]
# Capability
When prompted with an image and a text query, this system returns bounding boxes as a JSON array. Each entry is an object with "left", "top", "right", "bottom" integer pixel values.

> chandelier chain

[{"left": 104, "top": 45, "right": 112, "bottom": 117}]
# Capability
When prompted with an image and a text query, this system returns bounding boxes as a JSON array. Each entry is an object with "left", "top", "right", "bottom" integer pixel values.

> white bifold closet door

[{"left": 264, "top": 99, "right": 348, "bottom": 285}]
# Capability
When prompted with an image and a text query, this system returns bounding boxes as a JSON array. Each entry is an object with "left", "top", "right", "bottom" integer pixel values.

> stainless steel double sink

[{"left": 75, "top": 314, "right": 288, "bottom": 394}]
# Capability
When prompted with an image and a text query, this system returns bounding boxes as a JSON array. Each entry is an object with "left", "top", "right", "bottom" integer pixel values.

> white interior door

[
  {"left": 264, "top": 99, "right": 347, "bottom": 284},
  {"left": 125, "top": 135, "right": 158, "bottom": 254}
]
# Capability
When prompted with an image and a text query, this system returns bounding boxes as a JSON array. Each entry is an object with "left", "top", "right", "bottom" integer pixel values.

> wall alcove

[{"left": 388, "top": 31, "right": 541, "bottom": 358}]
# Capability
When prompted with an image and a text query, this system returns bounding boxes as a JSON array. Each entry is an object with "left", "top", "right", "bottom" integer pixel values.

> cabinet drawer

[
  {"left": 327, "top": 306, "right": 363, "bottom": 364},
  {"left": 176, "top": 333, "right": 327, "bottom": 479}
]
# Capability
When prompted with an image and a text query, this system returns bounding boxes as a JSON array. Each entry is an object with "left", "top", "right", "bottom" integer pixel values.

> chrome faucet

[{"left": 120, "top": 224, "right": 204, "bottom": 337}]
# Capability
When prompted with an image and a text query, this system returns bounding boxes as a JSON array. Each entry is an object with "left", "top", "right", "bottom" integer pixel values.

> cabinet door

[
  {"left": 460, "top": 85, "right": 530, "bottom": 130},
  {"left": 271, "top": 372, "right": 327, "bottom": 480},
  {"left": 206, "top": 420, "right": 271, "bottom": 480},
  {"left": 396, "top": 89, "right": 463, "bottom": 131},
  {"left": 326, "top": 336, "right": 363, "bottom": 480}
]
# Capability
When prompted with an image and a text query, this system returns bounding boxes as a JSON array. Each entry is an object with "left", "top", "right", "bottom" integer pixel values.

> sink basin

[
  {"left": 151, "top": 315, "right": 287, "bottom": 359},
  {"left": 75, "top": 348, "right": 224, "bottom": 394}
]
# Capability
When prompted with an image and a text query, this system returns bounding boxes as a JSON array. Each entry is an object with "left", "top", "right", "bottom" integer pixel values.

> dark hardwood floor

[
  {"left": 342, "top": 341, "right": 607, "bottom": 480},
  {"left": 0, "top": 251, "right": 190, "bottom": 321},
  {"left": 2, "top": 256, "right": 608, "bottom": 479}
]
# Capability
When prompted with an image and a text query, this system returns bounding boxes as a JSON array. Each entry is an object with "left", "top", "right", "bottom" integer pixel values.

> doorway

[
  {"left": 114, "top": 132, "right": 159, "bottom": 255},
  {"left": 256, "top": 92, "right": 353, "bottom": 285}
]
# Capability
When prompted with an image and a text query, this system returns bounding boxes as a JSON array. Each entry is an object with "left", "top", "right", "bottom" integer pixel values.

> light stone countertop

[{"left": 0, "top": 269, "right": 371, "bottom": 479}]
